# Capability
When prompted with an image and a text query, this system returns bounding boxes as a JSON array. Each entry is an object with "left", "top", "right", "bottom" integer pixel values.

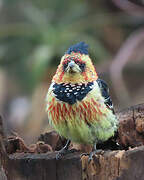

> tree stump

[{"left": 0, "top": 103, "right": 144, "bottom": 180}]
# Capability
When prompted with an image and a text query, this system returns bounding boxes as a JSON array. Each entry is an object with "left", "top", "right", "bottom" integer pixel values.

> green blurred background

[{"left": 0, "top": 0, "right": 144, "bottom": 142}]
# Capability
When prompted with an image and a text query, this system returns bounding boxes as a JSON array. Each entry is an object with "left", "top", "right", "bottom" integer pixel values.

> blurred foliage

[
  {"left": 0, "top": 0, "right": 144, "bottom": 140},
  {"left": 0, "top": 0, "right": 143, "bottom": 92}
]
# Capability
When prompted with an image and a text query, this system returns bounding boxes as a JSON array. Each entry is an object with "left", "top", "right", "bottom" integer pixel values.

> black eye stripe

[
  {"left": 63, "top": 59, "right": 86, "bottom": 72},
  {"left": 79, "top": 63, "right": 85, "bottom": 72}
]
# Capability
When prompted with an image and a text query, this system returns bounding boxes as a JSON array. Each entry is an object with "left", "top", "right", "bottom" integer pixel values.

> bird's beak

[
  {"left": 66, "top": 61, "right": 81, "bottom": 73},
  {"left": 68, "top": 61, "right": 75, "bottom": 68}
]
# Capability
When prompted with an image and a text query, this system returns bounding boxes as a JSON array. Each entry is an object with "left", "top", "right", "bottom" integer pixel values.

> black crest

[{"left": 66, "top": 42, "right": 89, "bottom": 55}]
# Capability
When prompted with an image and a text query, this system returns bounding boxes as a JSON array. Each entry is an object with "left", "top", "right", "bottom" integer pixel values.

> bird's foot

[
  {"left": 88, "top": 149, "right": 103, "bottom": 163},
  {"left": 81, "top": 149, "right": 104, "bottom": 163},
  {"left": 56, "top": 148, "right": 67, "bottom": 160},
  {"left": 56, "top": 148, "right": 78, "bottom": 160},
  {"left": 80, "top": 152, "right": 89, "bottom": 157}
]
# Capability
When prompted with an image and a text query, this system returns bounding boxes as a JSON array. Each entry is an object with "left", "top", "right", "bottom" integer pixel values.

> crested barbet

[{"left": 46, "top": 42, "right": 118, "bottom": 160}]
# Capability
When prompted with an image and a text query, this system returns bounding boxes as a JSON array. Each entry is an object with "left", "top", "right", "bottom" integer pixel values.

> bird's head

[{"left": 52, "top": 42, "right": 98, "bottom": 84}]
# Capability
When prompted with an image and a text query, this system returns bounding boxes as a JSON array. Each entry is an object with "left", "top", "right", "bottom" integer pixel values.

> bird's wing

[{"left": 96, "top": 78, "right": 114, "bottom": 113}]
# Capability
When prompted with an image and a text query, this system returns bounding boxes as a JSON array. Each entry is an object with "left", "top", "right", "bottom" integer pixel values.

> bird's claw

[
  {"left": 80, "top": 153, "right": 89, "bottom": 157},
  {"left": 56, "top": 149, "right": 67, "bottom": 160},
  {"left": 81, "top": 149, "right": 104, "bottom": 163},
  {"left": 88, "top": 149, "right": 104, "bottom": 163},
  {"left": 56, "top": 148, "right": 78, "bottom": 160}
]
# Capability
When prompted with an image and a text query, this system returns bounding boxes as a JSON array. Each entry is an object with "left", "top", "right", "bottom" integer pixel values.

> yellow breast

[{"left": 46, "top": 82, "right": 118, "bottom": 144}]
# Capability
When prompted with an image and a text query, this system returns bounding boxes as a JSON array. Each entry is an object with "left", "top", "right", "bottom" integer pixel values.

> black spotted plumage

[
  {"left": 96, "top": 79, "right": 114, "bottom": 113},
  {"left": 53, "top": 82, "right": 93, "bottom": 105}
]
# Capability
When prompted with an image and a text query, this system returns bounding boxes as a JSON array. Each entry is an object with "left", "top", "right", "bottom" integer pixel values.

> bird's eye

[
  {"left": 74, "top": 59, "right": 86, "bottom": 72},
  {"left": 78, "top": 63, "right": 86, "bottom": 72},
  {"left": 63, "top": 59, "right": 70, "bottom": 71}
]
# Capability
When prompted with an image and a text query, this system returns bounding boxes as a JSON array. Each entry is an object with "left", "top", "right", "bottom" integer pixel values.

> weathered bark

[
  {"left": 5, "top": 152, "right": 82, "bottom": 180},
  {"left": 0, "top": 116, "right": 8, "bottom": 180},
  {"left": 117, "top": 103, "right": 144, "bottom": 148},
  {"left": 0, "top": 103, "right": 144, "bottom": 180}
]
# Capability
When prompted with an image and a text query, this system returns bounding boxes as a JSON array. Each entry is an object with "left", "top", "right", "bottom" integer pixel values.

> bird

[{"left": 46, "top": 42, "right": 118, "bottom": 160}]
